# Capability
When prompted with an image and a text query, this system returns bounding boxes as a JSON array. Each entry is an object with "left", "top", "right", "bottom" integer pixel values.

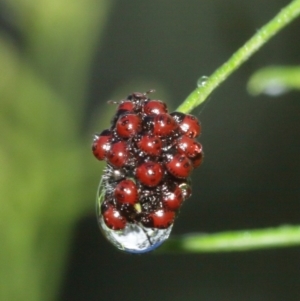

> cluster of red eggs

[{"left": 92, "top": 91, "right": 203, "bottom": 231}]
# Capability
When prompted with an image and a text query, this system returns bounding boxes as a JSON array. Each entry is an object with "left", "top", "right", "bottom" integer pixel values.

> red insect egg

[
  {"left": 143, "top": 100, "right": 168, "bottom": 115},
  {"left": 162, "top": 185, "right": 184, "bottom": 211},
  {"left": 102, "top": 203, "right": 127, "bottom": 230},
  {"left": 179, "top": 114, "right": 201, "bottom": 138},
  {"left": 191, "top": 152, "right": 203, "bottom": 168},
  {"left": 166, "top": 154, "right": 193, "bottom": 179},
  {"left": 135, "top": 162, "right": 164, "bottom": 187},
  {"left": 114, "top": 179, "right": 138, "bottom": 205},
  {"left": 92, "top": 129, "right": 112, "bottom": 160},
  {"left": 136, "top": 134, "right": 162, "bottom": 156},
  {"left": 152, "top": 113, "right": 178, "bottom": 137},
  {"left": 107, "top": 141, "right": 129, "bottom": 168},
  {"left": 117, "top": 100, "right": 135, "bottom": 112},
  {"left": 116, "top": 113, "right": 141, "bottom": 138},
  {"left": 176, "top": 136, "right": 203, "bottom": 159},
  {"left": 142, "top": 209, "right": 175, "bottom": 229}
]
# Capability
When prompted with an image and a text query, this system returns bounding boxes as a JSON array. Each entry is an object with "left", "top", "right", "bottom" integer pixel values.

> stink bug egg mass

[{"left": 93, "top": 90, "right": 203, "bottom": 253}]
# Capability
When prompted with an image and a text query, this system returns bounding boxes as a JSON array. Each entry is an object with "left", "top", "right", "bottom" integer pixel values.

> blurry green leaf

[
  {"left": 159, "top": 225, "right": 300, "bottom": 253},
  {"left": 247, "top": 66, "right": 300, "bottom": 96},
  {"left": 7, "top": 0, "right": 114, "bottom": 117},
  {"left": 0, "top": 36, "right": 85, "bottom": 301},
  {"left": 0, "top": 0, "right": 113, "bottom": 300}
]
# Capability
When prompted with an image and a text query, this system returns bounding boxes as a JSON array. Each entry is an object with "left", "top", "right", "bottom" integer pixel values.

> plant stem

[
  {"left": 177, "top": 0, "right": 300, "bottom": 113},
  {"left": 159, "top": 225, "right": 300, "bottom": 253}
]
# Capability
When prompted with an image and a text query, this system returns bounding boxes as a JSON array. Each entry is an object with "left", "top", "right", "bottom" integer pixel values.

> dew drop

[
  {"left": 96, "top": 177, "right": 173, "bottom": 253},
  {"left": 197, "top": 76, "right": 208, "bottom": 88}
]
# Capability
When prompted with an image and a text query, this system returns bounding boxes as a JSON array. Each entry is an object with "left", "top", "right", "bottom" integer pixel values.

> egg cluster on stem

[{"left": 92, "top": 91, "right": 203, "bottom": 231}]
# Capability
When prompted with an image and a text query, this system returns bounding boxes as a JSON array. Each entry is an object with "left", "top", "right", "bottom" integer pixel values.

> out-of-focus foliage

[
  {"left": 160, "top": 225, "right": 300, "bottom": 253},
  {"left": 247, "top": 66, "right": 300, "bottom": 96},
  {"left": 0, "top": 1, "right": 112, "bottom": 300}
]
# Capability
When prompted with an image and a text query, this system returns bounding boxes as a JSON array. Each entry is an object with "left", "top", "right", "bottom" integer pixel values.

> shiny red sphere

[
  {"left": 114, "top": 179, "right": 138, "bottom": 205},
  {"left": 102, "top": 203, "right": 127, "bottom": 230},
  {"left": 142, "top": 209, "right": 175, "bottom": 229},
  {"left": 179, "top": 114, "right": 201, "bottom": 138},
  {"left": 107, "top": 141, "right": 129, "bottom": 168},
  {"left": 136, "top": 134, "right": 162, "bottom": 156},
  {"left": 135, "top": 162, "right": 164, "bottom": 187},
  {"left": 166, "top": 154, "right": 193, "bottom": 179},
  {"left": 162, "top": 185, "right": 183, "bottom": 211},
  {"left": 117, "top": 100, "right": 135, "bottom": 112},
  {"left": 152, "top": 113, "right": 178, "bottom": 137},
  {"left": 191, "top": 152, "right": 203, "bottom": 168},
  {"left": 116, "top": 113, "right": 141, "bottom": 138},
  {"left": 143, "top": 100, "right": 168, "bottom": 115},
  {"left": 92, "top": 129, "right": 112, "bottom": 160},
  {"left": 176, "top": 136, "right": 202, "bottom": 159}
]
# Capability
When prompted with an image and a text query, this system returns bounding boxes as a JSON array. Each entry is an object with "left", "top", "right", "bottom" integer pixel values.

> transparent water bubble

[
  {"left": 197, "top": 76, "right": 208, "bottom": 88},
  {"left": 96, "top": 177, "right": 173, "bottom": 253}
]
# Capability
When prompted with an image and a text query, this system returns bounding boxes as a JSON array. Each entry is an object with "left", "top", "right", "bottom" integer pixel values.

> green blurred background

[{"left": 0, "top": 0, "right": 300, "bottom": 301}]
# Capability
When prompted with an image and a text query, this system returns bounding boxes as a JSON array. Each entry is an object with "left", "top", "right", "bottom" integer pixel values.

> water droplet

[
  {"left": 96, "top": 177, "right": 173, "bottom": 253},
  {"left": 197, "top": 76, "right": 208, "bottom": 88}
]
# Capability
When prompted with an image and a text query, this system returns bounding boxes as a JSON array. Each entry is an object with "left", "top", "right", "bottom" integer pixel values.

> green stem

[
  {"left": 177, "top": 0, "right": 300, "bottom": 113},
  {"left": 159, "top": 225, "right": 300, "bottom": 253}
]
